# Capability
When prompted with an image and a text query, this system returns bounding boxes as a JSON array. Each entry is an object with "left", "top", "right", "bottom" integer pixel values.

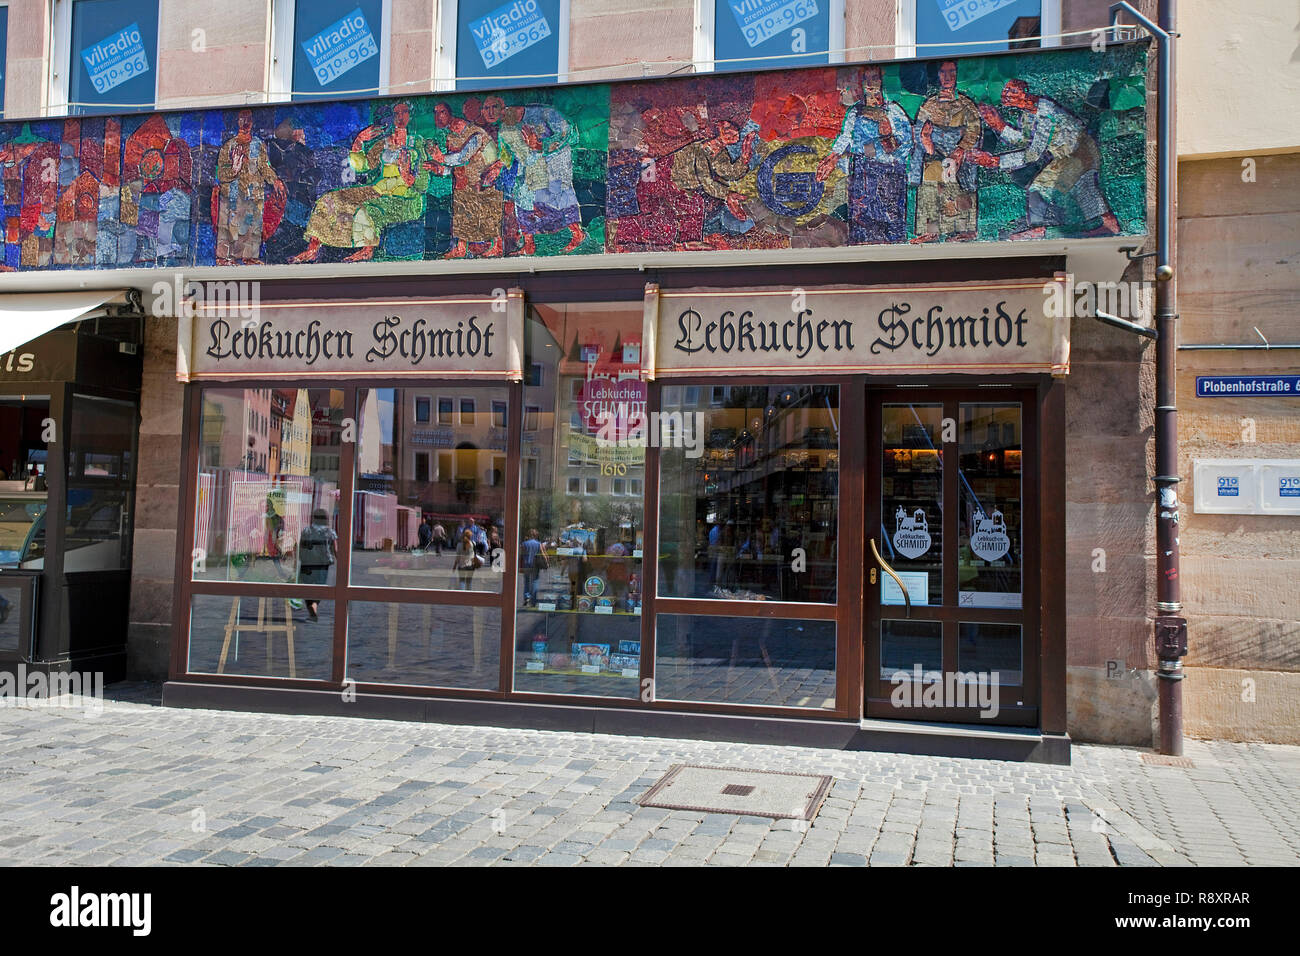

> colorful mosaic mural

[{"left": 0, "top": 44, "right": 1146, "bottom": 272}]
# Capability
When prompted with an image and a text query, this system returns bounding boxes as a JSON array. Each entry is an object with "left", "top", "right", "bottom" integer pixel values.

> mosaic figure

[
  {"left": 0, "top": 126, "right": 58, "bottom": 269},
  {"left": 113, "top": 115, "right": 194, "bottom": 266},
  {"left": 264, "top": 117, "right": 320, "bottom": 262},
  {"left": 913, "top": 61, "right": 982, "bottom": 242},
  {"left": 817, "top": 65, "right": 913, "bottom": 244},
  {"left": 494, "top": 104, "right": 585, "bottom": 254},
  {"left": 970, "top": 79, "right": 1121, "bottom": 238},
  {"left": 427, "top": 101, "right": 504, "bottom": 259},
  {"left": 214, "top": 110, "right": 285, "bottom": 264},
  {"left": 291, "top": 102, "right": 429, "bottom": 262},
  {"left": 671, "top": 118, "right": 762, "bottom": 246}
]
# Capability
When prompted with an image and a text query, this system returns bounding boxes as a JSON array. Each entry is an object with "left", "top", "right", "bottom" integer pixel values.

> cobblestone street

[{"left": 1, "top": 685, "right": 1296, "bottom": 868}]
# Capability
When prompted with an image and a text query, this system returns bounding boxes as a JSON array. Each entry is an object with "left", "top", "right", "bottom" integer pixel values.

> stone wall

[{"left": 127, "top": 317, "right": 184, "bottom": 680}]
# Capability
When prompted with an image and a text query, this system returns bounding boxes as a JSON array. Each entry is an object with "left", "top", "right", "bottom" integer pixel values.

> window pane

[
  {"left": 917, "top": 0, "right": 1042, "bottom": 57},
  {"left": 880, "top": 403, "right": 943, "bottom": 606},
  {"left": 959, "top": 621, "right": 1022, "bottom": 686},
  {"left": 0, "top": 582, "right": 26, "bottom": 653},
  {"left": 455, "top": 0, "right": 563, "bottom": 90},
  {"left": 291, "top": 0, "right": 383, "bottom": 100},
  {"left": 659, "top": 384, "right": 839, "bottom": 603},
  {"left": 0, "top": 396, "right": 52, "bottom": 570},
  {"left": 880, "top": 618, "right": 942, "bottom": 681},
  {"left": 65, "top": 394, "right": 137, "bottom": 571},
  {"left": 193, "top": 389, "right": 345, "bottom": 585},
  {"left": 514, "top": 302, "right": 646, "bottom": 697},
  {"left": 352, "top": 386, "right": 508, "bottom": 592},
  {"left": 346, "top": 601, "right": 500, "bottom": 689},
  {"left": 713, "top": 0, "right": 831, "bottom": 73},
  {"left": 655, "top": 614, "right": 836, "bottom": 709},
  {"left": 415, "top": 397, "right": 431, "bottom": 423},
  {"left": 958, "top": 403, "right": 1021, "bottom": 608},
  {"left": 0, "top": 8, "right": 8, "bottom": 119},
  {"left": 188, "top": 594, "right": 333, "bottom": 680},
  {"left": 69, "top": 0, "right": 159, "bottom": 115}
]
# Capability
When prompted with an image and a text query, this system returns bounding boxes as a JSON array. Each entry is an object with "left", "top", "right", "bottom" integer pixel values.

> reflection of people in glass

[
  {"left": 520, "top": 527, "right": 543, "bottom": 606},
  {"left": 297, "top": 508, "right": 337, "bottom": 622},
  {"left": 453, "top": 529, "right": 479, "bottom": 590}
]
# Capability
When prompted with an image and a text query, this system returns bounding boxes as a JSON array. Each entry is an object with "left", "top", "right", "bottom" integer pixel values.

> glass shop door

[{"left": 865, "top": 389, "right": 1040, "bottom": 726}]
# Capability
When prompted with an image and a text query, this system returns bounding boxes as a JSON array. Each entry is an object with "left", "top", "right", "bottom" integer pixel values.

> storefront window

[
  {"left": 658, "top": 384, "right": 839, "bottom": 603},
  {"left": 346, "top": 602, "right": 500, "bottom": 689},
  {"left": 188, "top": 593, "right": 333, "bottom": 679},
  {"left": 192, "top": 388, "right": 346, "bottom": 585},
  {"left": 65, "top": 394, "right": 136, "bottom": 572},
  {"left": 655, "top": 614, "right": 836, "bottom": 709},
  {"left": 351, "top": 386, "right": 509, "bottom": 593},
  {"left": 513, "top": 304, "right": 646, "bottom": 698}
]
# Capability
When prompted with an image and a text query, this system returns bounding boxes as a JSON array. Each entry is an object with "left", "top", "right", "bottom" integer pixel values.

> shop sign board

[
  {"left": 177, "top": 290, "right": 526, "bottom": 381},
  {"left": 642, "top": 280, "right": 1070, "bottom": 378}
]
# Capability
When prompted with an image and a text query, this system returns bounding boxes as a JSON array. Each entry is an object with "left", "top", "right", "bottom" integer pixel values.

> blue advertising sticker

[
  {"left": 1280, "top": 477, "right": 1300, "bottom": 498},
  {"left": 727, "top": 0, "right": 820, "bottom": 49},
  {"left": 300, "top": 7, "right": 378, "bottom": 87},
  {"left": 935, "top": 0, "right": 1021, "bottom": 32},
  {"left": 469, "top": 0, "right": 552, "bottom": 70},
  {"left": 80, "top": 22, "right": 150, "bottom": 95},
  {"left": 1217, "top": 477, "right": 1240, "bottom": 498}
]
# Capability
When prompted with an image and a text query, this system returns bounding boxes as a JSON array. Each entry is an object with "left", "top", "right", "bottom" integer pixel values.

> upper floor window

[
  {"left": 901, "top": 0, "right": 1060, "bottom": 58},
  {"left": 696, "top": 0, "right": 845, "bottom": 73},
  {"left": 437, "top": 0, "right": 569, "bottom": 91},
  {"left": 54, "top": 0, "right": 160, "bottom": 115},
  {"left": 272, "top": 0, "right": 390, "bottom": 101}
]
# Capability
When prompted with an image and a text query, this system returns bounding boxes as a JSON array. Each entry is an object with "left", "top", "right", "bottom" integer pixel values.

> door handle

[{"left": 870, "top": 537, "right": 911, "bottom": 618}]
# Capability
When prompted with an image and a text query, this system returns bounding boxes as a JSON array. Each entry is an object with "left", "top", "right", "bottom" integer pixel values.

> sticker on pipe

[
  {"left": 892, "top": 505, "right": 932, "bottom": 559},
  {"left": 970, "top": 507, "right": 1010, "bottom": 562}
]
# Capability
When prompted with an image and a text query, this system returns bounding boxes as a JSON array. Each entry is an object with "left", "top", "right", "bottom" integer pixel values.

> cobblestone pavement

[{"left": 1, "top": 684, "right": 1296, "bottom": 867}]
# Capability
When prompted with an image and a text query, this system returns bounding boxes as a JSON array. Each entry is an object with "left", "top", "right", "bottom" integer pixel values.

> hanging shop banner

[
  {"left": 176, "top": 289, "right": 525, "bottom": 381},
  {"left": 642, "top": 279, "right": 1070, "bottom": 378}
]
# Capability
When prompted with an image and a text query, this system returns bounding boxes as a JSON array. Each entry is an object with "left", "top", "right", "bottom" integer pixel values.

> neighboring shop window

[
  {"left": 658, "top": 384, "right": 839, "bottom": 603},
  {"left": 514, "top": 302, "right": 646, "bottom": 699},
  {"left": 0, "top": 395, "right": 52, "bottom": 571},
  {"left": 446, "top": 0, "right": 566, "bottom": 91},
  {"left": 282, "top": 0, "right": 386, "bottom": 101},
  {"left": 351, "top": 386, "right": 509, "bottom": 593},
  {"left": 191, "top": 388, "right": 346, "bottom": 585},
  {"left": 913, "top": 0, "right": 1051, "bottom": 58},
  {"left": 65, "top": 0, "right": 160, "bottom": 115},
  {"left": 187, "top": 388, "right": 346, "bottom": 680},
  {"left": 65, "top": 394, "right": 137, "bottom": 572},
  {"left": 706, "top": 0, "right": 840, "bottom": 73}
]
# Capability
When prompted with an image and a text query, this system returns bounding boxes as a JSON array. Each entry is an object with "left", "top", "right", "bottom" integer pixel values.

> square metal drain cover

[
  {"left": 638, "top": 764, "right": 833, "bottom": 821},
  {"left": 1141, "top": 753, "right": 1195, "bottom": 768}
]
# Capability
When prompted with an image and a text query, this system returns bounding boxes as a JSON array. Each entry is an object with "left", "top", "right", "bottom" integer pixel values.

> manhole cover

[
  {"left": 638, "top": 764, "right": 832, "bottom": 820},
  {"left": 1141, "top": 753, "right": 1195, "bottom": 768}
]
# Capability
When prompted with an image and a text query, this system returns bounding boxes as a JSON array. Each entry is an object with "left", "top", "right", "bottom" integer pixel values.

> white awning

[{"left": 0, "top": 290, "right": 129, "bottom": 355}]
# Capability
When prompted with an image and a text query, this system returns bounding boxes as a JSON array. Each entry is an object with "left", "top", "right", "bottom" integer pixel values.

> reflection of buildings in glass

[{"left": 200, "top": 388, "right": 270, "bottom": 473}]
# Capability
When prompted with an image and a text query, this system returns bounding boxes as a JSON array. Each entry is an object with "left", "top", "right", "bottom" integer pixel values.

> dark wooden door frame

[{"left": 863, "top": 384, "right": 1043, "bottom": 728}]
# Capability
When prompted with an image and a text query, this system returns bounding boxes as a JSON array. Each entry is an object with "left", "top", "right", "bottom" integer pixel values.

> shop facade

[{"left": 0, "top": 39, "right": 1155, "bottom": 760}]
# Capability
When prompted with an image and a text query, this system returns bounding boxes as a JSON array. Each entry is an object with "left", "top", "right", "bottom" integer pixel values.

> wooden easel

[{"left": 218, "top": 597, "right": 296, "bottom": 678}]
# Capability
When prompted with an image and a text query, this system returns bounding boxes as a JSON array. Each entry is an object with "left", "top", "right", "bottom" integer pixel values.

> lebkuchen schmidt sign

[
  {"left": 176, "top": 289, "right": 526, "bottom": 381},
  {"left": 641, "top": 280, "right": 1071, "bottom": 378}
]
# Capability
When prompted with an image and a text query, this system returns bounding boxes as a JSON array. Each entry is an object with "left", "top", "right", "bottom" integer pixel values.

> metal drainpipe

[{"left": 1110, "top": 1, "right": 1187, "bottom": 755}]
